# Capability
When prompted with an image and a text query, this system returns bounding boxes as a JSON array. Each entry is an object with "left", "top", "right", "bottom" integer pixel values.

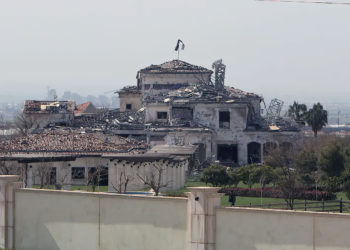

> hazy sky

[{"left": 1, "top": 0, "right": 350, "bottom": 103}]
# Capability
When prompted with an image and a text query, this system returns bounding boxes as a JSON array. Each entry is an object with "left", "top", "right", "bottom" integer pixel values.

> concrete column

[
  {"left": 187, "top": 187, "right": 223, "bottom": 250},
  {"left": 238, "top": 143, "right": 248, "bottom": 166},
  {"left": 180, "top": 162, "right": 185, "bottom": 189},
  {"left": 0, "top": 175, "right": 22, "bottom": 249},
  {"left": 260, "top": 143, "right": 264, "bottom": 164},
  {"left": 27, "top": 165, "right": 33, "bottom": 188},
  {"left": 108, "top": 163, "right": 117, "bottom": 192}
]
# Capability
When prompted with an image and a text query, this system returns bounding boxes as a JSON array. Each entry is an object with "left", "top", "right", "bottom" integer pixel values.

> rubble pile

[
  {"left": 139, "top": 59, "right": 213, "bottom": 74},
  {"left": 144, "top": 83, "right": 261, "bottom": 104},
  {"left": 72, "top": 108, "right": 146, "bottom": 130},
  {"left": 24, "top": 100, "right": 75, "bottom": 114},
  {"left": 0, "top": 129, "right": 147, "bottom": 153}
]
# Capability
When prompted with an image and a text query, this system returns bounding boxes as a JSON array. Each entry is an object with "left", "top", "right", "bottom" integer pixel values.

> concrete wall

[
  {"left": 194, "top": 103, "right": 248, "bottom": 131},
  {"left": 216, "top": 207, "right": 350, "bottom": 250},
  {"left": 119, "top": 92, "right": 142, "bottom": 112},
  {"left": 25, "top": 112, "right": 74, "bottom": 128},
  {"left": 140, "top": 73, "right": 211, "bottom": 97},
  {"left": 108, "top": 159, "right": 187, "bottom": 192},
  {"left": 14, "top": 189, "right": 189, "bottom": 250},
  {"left": 145, "top": 103, "right": 170, "bottom": 123},
  {"left": 4, "top": 182, "right": 350, "bottom": 250}
]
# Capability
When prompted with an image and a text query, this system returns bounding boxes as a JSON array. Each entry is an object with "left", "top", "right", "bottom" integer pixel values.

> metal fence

[{"left": 243, "top": 199, "right": 350, "bottom": 213}]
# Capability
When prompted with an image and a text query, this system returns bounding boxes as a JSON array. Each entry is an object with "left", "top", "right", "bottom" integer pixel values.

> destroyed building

[
  {"left": 0, "top": 129, "right": 190, "bottom": 191},
  {"left": 113, "top": 59, "right": 300, "bottom": 166},
  {"left": 23, "top": 100, "right": 76, "bottom": 128}
]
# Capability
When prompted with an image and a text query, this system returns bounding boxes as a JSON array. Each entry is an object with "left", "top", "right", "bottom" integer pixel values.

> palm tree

[
  {"left": 305, "top": 103, "right": 328, "bottom": 137},
  {"left": 288, "top": 101, "right": 307, "bottom": 122}
]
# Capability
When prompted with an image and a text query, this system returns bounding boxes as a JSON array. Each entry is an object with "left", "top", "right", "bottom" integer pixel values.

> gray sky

[{"left": 1, "top": 0, "right": 350, "bottom": 103}]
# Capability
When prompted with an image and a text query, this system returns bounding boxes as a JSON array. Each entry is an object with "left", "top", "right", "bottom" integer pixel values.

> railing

[{"left": 243, "top": 199, "right": 350, "bottom": 213}]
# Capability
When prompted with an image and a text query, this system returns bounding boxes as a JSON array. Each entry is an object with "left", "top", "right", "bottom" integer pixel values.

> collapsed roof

[
  {"left": 138, "top": 59, "right": 213, "bottom": 74},
  {"left": 0, "top": 129, "right": 147, "bottom": 154},
  {"left": 144, "top": 83, "right": 262, "bottom": 104}
]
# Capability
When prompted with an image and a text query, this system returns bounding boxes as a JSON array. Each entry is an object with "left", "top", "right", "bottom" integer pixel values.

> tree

[
  {"left": 264, "top": 146, "right": 301, "bottom": 209},
  {"left": 35, "top": 163, "right": 53, "bottom": 189},
  {"left": 137, "top": 161, "right": 170, "bottom": 196},
  {"left": 86, "top": 165, "right": 106, "bottom": 192},
  {"left": 288, "top": 101, "right": 307, "bottom": 122},
  {"left": 318, "top": 142, "right": 345, "bottom": 177},
  {"left": 277, "top": 167, "right": 300, "bottom": 210},
  {"left": 293, "top": 149, "right": 318, "bottom": 186},
  {"left": 55, "top": 167, "right": 70, "bottom": 190},
  {"left": 112, "top": 169, "right": 133, "bottom": 194},
  {"left": 201, "top": 164, "right": 230, "bottom": 187},
  {"left": 305, "top": 103, "right": 328, "bottom": 137},
  {"left": 251, "top": 165, "right": 275, "bottom": 189},
  {"left": 228, "top": 169, "right": 240, "bottom": 187},
  {"left": 14, "top": 112, "right": 35, "bottom": 136},
  {"left": 344, "top": 180, "right": 350, "bottom": 199},
  {"left": 237, "top": 165, "right": 259, "bottom": 189}
]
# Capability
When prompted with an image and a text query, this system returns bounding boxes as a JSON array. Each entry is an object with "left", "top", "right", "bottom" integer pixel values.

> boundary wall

[{"left": 2, "top": 176, "right": 350, "bottom": 250}]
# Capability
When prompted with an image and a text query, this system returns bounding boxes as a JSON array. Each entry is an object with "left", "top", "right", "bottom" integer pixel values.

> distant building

[
  {"left": 115, "top": 59, "right": 301, "bottom": 166},
  {"left": 0, "top": 129, "right": 190, "bottom": 191},
  {"left": 23, "top": 100, "right": 76, "bottom": 128},
  {"left": 74, "top": 102, "right": 98, "bottom": 117},
  {"left": 137, "top": 60, "right": 212, "bottom": 100},
  {"left": 117, "top": 86, "right": 142, "bottom": 112}
]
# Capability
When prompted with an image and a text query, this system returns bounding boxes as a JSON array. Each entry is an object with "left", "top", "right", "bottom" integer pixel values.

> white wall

[
  {"left": 216, "top": 207, "right": 350, "bottom": 250},
  {"left": 119, "top": 92, "right": 142, "bottom": 112},
  {"left": 15, "top": 189, "right": 189, "bottom": 250},
  {"left": 145, "top": 103, "right": 169, "bottom": 123},
  {"left": 140, "top": 73, "right": 211, "bottom": 97}
]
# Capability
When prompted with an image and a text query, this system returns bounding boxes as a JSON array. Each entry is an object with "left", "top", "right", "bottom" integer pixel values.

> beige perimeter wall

[
  {"left": 14, "top": 189, "right": 188, "bottom": 250},
  {"left": 216, "top": 207, "right": 350, "bottom": 250}
]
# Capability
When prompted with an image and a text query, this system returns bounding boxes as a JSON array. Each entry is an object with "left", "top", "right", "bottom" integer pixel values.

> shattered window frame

[
  {"left": 219, "top": 111, "right": 230, "bottom": 129},
  {"left": 157, "top": 112, "right": 168, "bottom": 120}
]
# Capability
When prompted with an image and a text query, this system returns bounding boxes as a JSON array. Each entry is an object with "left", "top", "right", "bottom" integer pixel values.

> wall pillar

[
  {"left": 187, "top": 187, "right": 223, "bottom": 250},
  {"left": 27, "top": 165, "right": 33, "bottom": 188},
  {"left": 0, "top": 175, "right": 22, "bottom": 249},
  {"left": 238, "top": 143, "right": 247, "bottom": 166}
]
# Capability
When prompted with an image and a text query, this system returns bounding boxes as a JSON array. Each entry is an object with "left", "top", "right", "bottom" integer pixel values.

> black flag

[{"left": 175, "top": 39, "right": 185, "bottom": 51}]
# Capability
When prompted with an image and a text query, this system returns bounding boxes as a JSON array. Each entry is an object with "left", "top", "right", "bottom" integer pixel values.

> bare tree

[
  {"left": 86, "top": 165, "right": 107, "bottom": 192},
  {"left": 35, "top": 163, "right": 53, "bottom": 189},
  {"left": 55, "top": 169, "right": 69, "bottom": 190},
  {"left": 137, "top": 161, "right": 170, "bottom": 196},
  {"left": 112, "top": 169, "right": 133, "bottom": 193},
  {"left": 14, "top": 112, "right": 35, "bottom": 136}
]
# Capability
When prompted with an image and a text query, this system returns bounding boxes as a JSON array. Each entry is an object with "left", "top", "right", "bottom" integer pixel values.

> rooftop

[
  {"left": 0, "top": 129, "right": 147, "bottom": 154},
  {"left": 117, "top": 85, "right": 141, "bottom": 94},
  {"left": 144, "top": 83, "right": 262, "bottom": 104},
  {"left": 138, "top": 59, "right": 213, "bottom": 74}
]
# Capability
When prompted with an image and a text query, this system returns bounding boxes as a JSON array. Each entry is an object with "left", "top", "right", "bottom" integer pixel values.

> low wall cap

[
  {"left": 188, "top": 187, "right": 221, "bottom": 193},
  {"left": 0, "top": 175, "right": 20, "bottom": 182}
]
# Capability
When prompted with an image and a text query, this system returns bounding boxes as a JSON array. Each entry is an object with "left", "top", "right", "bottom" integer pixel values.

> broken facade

[
  {"left": 23, "top": 100, "right": 76, "bottom": 128},
  {"left": 115, "top": 59, "right": 300, "bottom": 166}
]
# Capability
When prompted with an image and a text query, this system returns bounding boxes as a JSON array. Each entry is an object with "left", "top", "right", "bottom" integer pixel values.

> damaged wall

[
  {"left": 140, "top": 73, "right": 211, "bottom": 98},
  {"left": 193, "top": 103, "right": 248, "bottom": 131},
  {"left": 119, "top": 92, "right": 142, "bottom": 112},
  {"left": 16, "top": 156, "right": 188, "bottom": 192},
  {"left": 145, "top": 103, "right": 170, "bottom": 123}
]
